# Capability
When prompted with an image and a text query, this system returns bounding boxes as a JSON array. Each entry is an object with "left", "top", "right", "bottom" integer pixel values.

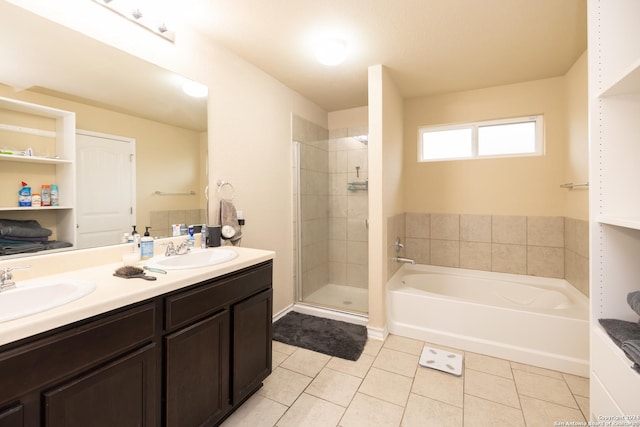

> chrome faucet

[
  {"left": 393, "top": 238, "right": 415, "bottom": 264},
  {"left": 0, "top": 266, "right": 30, "bottom": 292},
  {"left": 395, "top": 237, "right": 404, "bottom": 253}
]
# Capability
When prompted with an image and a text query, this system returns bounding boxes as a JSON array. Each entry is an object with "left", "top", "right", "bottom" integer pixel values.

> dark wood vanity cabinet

[{"left": 0, "top": 260, "right": 273, "bottom": 427}]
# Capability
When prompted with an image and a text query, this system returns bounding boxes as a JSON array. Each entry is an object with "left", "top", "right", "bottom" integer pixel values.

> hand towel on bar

[
  {"left": 628, "top": 291, "right": 640, "bottom": 317},
  {"left": 220, "top": 199, "right": 242, "bottom": 244},
  {"left": 599, "top": 318, "right": 640, "bottom": 347}
]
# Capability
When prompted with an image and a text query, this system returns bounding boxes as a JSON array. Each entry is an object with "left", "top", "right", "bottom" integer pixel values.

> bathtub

[{"left": 386, "top": 264, "right": 589, "bottom": 376}]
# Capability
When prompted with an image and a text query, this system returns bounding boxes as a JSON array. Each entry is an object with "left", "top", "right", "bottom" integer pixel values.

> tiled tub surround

[
  {"left": 149, "top": 208, "right": 206, "bottom": 238},
  {"left": 389, "top": 213, "right": 589, "bottom": 297}
]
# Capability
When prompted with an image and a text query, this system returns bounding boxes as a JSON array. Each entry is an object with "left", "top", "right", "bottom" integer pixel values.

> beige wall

[
  {"left": 403, "top": 77, "right": 568, "bottom": 217},
  {"left": 564, "top": 51, "right": 589, "bottom": 221},
  {"left": 328, "top": 107, "right": 368, "bottom": 129},
  {"left": 368, "top": 65, "right": 404, "bottom": 332}
]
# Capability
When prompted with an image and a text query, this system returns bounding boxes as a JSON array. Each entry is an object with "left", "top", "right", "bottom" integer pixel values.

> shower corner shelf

[{"left": 347, "top": 181, "right": 368, "bottom": 192}]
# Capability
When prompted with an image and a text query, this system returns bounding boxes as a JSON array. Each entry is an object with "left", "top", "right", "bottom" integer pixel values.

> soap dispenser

[
  {"left": 141, "top": 227, "right": 154, "bottom": 260},
  {"left": 131, "top": 225, "right": 141, "bottom": 261}
]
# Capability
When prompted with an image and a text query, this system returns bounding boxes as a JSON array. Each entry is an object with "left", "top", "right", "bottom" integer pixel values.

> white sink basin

[
  {"left": 0, "top": 279, "right": 96, "bottom": 323},
  {"left": 147, "top": 248, "right": 238, "bottom": 270}
]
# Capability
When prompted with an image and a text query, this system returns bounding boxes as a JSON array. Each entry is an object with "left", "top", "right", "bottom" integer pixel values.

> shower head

[{"left": 353, "top": 135, "right": 368, "bottom": 145}]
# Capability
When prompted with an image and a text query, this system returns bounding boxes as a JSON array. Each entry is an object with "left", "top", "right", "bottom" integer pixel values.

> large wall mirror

[{"left": 0, "top": 2, "right": 208, "bottom": 253}]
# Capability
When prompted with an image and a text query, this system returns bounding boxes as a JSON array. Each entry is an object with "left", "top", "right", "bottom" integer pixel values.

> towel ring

[{"left": 216, "top": 180, "right": 235, "bottom": 201}]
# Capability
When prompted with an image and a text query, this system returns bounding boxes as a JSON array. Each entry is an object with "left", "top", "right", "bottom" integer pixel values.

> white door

[{"left": 76, "top": 131, "right": 135, "bottom": 249}]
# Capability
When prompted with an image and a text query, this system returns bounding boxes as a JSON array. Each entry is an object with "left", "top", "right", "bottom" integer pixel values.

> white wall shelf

[
  {"left": 599, "top": 58, "right": 640, "bottom": 98},
  {"left": 0, "top": 206, "right": 72, "bottom": 212},
  {"left": 598, "top": 216, "right": 640, "bottom": 231},
  {"left": 0, "top": 153, "right": 71, "bottom": 165},
  {"left": 589, "top": 0, "right": 640, "bottom": 417},
  {"left": 0, "top": 96, "right": 76, "bottom": 252}
]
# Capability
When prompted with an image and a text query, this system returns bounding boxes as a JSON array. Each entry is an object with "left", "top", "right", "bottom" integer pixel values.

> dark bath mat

[{"left": 273, "top": 311, "right": 367, "bottom": 361}]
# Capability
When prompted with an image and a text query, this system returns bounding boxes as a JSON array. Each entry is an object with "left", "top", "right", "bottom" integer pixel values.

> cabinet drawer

[
  {"left": 0, "top": 302, "right": 157, "bottom": 405},
  {"left": 165, "top": 262, "right": 272, "bottom": 331}
]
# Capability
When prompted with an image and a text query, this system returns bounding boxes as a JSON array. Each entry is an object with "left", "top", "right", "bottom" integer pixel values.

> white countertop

[{"left": 0, "top": 246, "right": 274, "bottom": 347}]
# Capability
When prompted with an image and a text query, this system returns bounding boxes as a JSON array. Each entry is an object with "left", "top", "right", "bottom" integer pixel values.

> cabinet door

[
  {"left": 232, "top": 288, "right": 273, "bottom": 404},
  {"left": 165, "top": 310, "right": 230, "bottom": 427},
  {"left": 43, "top": 344, "right": 157, "bottom": 427},
  {"left": 0, "top": 403, "right": 23, "bottom": 427}
]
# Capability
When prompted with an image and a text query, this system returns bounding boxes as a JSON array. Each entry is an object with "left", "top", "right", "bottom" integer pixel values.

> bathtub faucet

[{"left": 394, "top": 257, "right": 415, "bottom": 265}]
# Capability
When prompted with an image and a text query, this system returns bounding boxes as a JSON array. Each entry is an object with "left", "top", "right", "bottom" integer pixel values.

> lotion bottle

[{"left": 141, "top": 226, "right": 154, "bottom": 259}]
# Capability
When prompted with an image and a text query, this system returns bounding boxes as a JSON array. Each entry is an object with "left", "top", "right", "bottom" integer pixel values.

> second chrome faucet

[{"left": 393, "top": 238, "right": 415, "bottom": 264}]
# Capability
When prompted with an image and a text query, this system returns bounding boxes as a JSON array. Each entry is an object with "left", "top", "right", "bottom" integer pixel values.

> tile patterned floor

[{"left": 221, "top": 335, "right": 590, "bottom": 427}]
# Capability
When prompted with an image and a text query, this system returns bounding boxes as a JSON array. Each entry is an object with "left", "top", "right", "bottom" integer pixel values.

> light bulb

[{"left": 315, "top": 38, "right": 347, "bottom": 66}]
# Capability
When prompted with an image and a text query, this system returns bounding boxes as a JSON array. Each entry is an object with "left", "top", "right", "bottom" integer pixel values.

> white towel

[{"left": 220, "top": 199, "right": 242, "bottom": 244}]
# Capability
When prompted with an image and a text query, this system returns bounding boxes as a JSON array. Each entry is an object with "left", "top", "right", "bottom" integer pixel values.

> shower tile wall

[
  {"left": 328, "top": 127, "right": 369, "bottom": 289},
  {"left": 395, "top": 213, "right": 589, "bottom": 296},
  {"left": 292, "top": 116, "right": 330, "bottom": 299}
]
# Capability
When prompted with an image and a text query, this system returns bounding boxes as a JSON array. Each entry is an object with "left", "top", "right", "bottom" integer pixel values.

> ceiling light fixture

[
  {"left": 315, "top": 38, "right": 348, "bottom": 66},
  {"left": 181, "top": 79, "right": 208, "bottom": 98},
  {"left": 91, "top": 0, "right": 175, "bottom": 42}
]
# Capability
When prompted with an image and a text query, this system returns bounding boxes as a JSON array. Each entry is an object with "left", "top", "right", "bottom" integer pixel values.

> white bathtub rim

[{"left": 388, "top": 264, "right": 589, "bottom": 320}]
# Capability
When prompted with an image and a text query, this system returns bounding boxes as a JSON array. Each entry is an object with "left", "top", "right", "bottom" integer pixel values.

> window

[{"left": 418, "top": 115, "right": 543, "bottom": 162}]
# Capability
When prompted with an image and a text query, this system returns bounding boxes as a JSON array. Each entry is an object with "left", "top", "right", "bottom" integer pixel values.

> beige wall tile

[
  {"left": 347, "top": 263, "right": 368, "bottom": 288},
  {"left": 347, "top": 218, "right": 368, "bottom": 242},
  {"left": 528, "top": 216, "right": 564, "bottom": 247},
  {"left": 431, "top": 239, "right": 459, "bottom": 267},
  {"left": 347, "top": 194, "right": 368, "bottom": 219},
  {"left": 330, "top": 218, "right": 347, "bottom": 240},
  {"left": 406, "top": 213, "right": 430, "bottom": 238},
  {"left": 492, "top": 215, "right": 526, "bottom": 244},
  {"left": 492, "top": 243, "right": 526, "bottom": 274},
  {"left": 431, "top": 213, "right": 460, "bottom": 240},
  {"left": 405, "top": 238, "right": 429, "bottom": 264},
  {"left": 460, "top": 242, "right": 491, "bottom": 271},
  {"left": 574, "top": 218, "right": 589, "bottom": 258},
  {"left": 527, "top": 246, "right": 564, "bottom": 278},
  {"left": 460, "top": 214, "right": 491, "bottom": 242},
  {"left": 329, "top": 261, "right": 347, "bottom": 285}
]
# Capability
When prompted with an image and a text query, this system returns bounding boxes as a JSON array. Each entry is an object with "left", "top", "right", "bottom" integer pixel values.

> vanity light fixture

[
  {"left": 91, "top": 0, "right": 175, "bottom": 42},
  {"left": 315, "top": 38, "right": 348, "bottom": 66}
]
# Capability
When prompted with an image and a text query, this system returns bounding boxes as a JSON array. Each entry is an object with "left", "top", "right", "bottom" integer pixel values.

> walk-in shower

[{"left": 292, "top": 116, "right": 369, "bottom": 315}]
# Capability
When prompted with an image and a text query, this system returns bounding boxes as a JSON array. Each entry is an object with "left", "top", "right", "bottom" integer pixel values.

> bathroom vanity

[{"left": 0, "top": 245, "right": 274, "bottom": 426}]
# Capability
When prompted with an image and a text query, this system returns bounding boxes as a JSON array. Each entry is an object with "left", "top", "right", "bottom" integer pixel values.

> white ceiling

[{"left": 187, "top": 0, "right": 587, "bottom": 112}]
